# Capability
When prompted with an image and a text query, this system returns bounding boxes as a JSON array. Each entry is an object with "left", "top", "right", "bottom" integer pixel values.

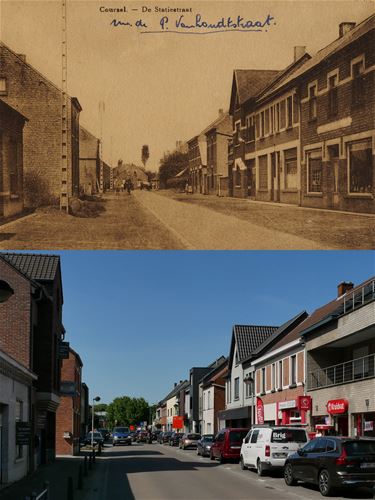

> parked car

[
  {"left": 169, "top": 432, "right": 183, "bottom": 446},
  {"left": 240, "top": 425, "right": 308, "bottom": 475},
  {"left": 112, "top": 426, "right": 132, "bottom": 446},
  {"left": 284, "top": 436, "right": 375, "bottom": 496},
  {"left": 160, "top": 431, "right": 173, "bottom": 444},
  {"left": 84, "top": 431, "right": 105, "bottom": 447},
  {"left": 152, "top": 430, "right": 162, "bottom": 441},
  {"left": 98, "top": 428, "right": 110, "bottom": 440},
  {"left": 197, "top": 434, "right": 214, "bottom": 457},
  {"left": 137, "top": 431, "right": 149, "bottom": 443},
  {"left": 179, "top": 433, "right": 201, "bottom": 450},
  {"left": 210, "top": 428, "right": 249, "bottom": 463}
]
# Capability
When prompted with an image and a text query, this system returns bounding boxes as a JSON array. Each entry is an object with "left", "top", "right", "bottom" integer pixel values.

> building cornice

[{"left": 0, "top": 349, "right": 37, "bottom": 385}]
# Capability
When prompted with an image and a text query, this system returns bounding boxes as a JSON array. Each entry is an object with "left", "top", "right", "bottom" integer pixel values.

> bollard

[
  {"left": 83, "top": 455, "right": 88, "bottom": 476},
  {"left": 67, "top": 476, "right": 74, "bottom": 500},
  {"left": 44, "top": 480, "right": 50, "bottom": 500},
  {"left": 88, "top": 453, "right": 92, "bottom": 470},
  {"left": 92, "top": 449, "right": 96, "bottom": 464},
  {"left": 77, "top": 464, "right": 83, "bottom": 490}
]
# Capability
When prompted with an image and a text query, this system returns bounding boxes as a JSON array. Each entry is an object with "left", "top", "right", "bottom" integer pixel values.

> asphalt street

[{"left": 79, "top": 442, "right": 375, "bottom": 500}]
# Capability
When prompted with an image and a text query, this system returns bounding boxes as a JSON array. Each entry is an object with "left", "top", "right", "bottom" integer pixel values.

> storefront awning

[{"left": 218, "top": 406, "right": 251, "bottom": 421}]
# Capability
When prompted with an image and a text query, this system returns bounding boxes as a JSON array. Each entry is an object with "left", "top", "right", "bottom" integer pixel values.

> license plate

[
  {"left": 231, "top": 446, "right": 241, "bottom": 449},
  {"left": 274, "top": 453, "right": 287, "bottom": 458},
  {"left": 360, "top": 463, "right": 375, "bottom": 468}
]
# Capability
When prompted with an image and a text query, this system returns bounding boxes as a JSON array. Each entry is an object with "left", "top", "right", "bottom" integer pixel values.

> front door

[
  {"left": 271, "top": 152, "right": 280, "bottom": 202},
  {"left": 328, "top": 145, "right": 340, "bottom": 209},
  {"left": 247, "top": 160, "right": 256, "bottom": 198}
]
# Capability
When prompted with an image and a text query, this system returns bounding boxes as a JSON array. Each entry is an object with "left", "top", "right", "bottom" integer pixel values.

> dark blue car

[{"left": 112, "top": 426, "right": 132, "bottom": 446}]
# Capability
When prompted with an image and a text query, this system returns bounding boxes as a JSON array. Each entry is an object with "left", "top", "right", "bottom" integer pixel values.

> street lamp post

[{"left": 91, "top": 396, "right": 101, "bottom": 448}]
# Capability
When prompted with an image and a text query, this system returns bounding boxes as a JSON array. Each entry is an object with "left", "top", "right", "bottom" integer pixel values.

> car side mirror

[{"left": 297, "top": 448, "right": 304, "bottom": 456}]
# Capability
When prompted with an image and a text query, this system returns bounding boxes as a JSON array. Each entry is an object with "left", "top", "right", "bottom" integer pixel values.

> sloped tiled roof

[
  {"left": 234, "top": 69, "right": 280, "bottom": 105},
  {"left": 269, "top": 14, "right": 375, "bottom": 95},
  {"left": 233, "top": 324, "right": 279, "bottom": 363},
  {"left": 250, "top": 310, "right": 308, "bottom": 358},
  {"left": 1, "top": 253, "right": 60, "bottom": 281},
  {"left": 161, "top": 379, "right": 189, "bottom": 404}
]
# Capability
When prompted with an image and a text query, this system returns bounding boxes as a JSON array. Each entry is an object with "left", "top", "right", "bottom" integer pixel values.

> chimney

[
  {"left": 174, "top": 382, "right": 177, "bottom": 387},
  {"left": 17, "top": 54, "right": 26, "bottom": 63},
  {"left": 294, "top": 46, "right": 306, "bottom": 62},
  {"left": 337, "top": 281, "right": 354, "bottom": 297},
  {"left": 339, "top": 22, "right": 356, "bottom": 38},
  {"left": 218, "top": 108, "right": 224, "bottom": 117}
]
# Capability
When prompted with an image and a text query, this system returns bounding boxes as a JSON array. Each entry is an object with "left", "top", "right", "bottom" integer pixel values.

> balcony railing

[
  {"left": 309, "top": 353, "right": 375, "bottom": 390},
  {"left": 342, "top": 279, "right": 375, "bottom": 315}
]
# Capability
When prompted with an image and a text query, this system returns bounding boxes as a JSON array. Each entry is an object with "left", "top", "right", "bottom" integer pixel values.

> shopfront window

[
  {"left": 347, "top": 139, "right": 372, "bottom": 194},
  {"left": 307, "top": 149, "right": 323, "bottom": 193}
]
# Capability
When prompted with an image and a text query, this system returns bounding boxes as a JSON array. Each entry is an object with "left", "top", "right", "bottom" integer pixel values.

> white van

[{"left": 240, "top": 425, "right": 309, "bottom": 476}]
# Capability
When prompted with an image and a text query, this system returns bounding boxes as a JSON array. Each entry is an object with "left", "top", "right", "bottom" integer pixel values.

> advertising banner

[
  {"left": 172, "top": 416, "right": 184, "bottom": 429},
  {"left": 256, "top": 397, "right": 264, "bottom": 424}
]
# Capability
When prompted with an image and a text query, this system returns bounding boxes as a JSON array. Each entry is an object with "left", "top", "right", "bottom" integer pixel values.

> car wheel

[
  {"left": 218, "top": 453, "right": 225, "bottom": 464},
  {"left": 210, "top": 451, "right": 215, "bottom": 461},
  {"left": 284, "top": 463, "right": 297, "bottom": 486},
  {"left": 318, "top": 469, "right": 334, "bottom": 496},
  {"left": 113, "top": 442, "right": 116, "bottom": 447},
  {"left": 240, "top": 456, "right": 247, "bottom": 470},
  {"left": 197, "top": 448, "right": 200, "bottom": 455},
  {"left": 257, "top": 459, "right": 265, "bottom": 476}
]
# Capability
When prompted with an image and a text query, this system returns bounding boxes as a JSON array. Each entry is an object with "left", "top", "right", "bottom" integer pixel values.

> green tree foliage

[
  {"left": 107, "top": 396, "right": 149, "bottom": 427},
  {"left": 141, "top": 145, "right": 150, "bottom": 169},
  {"left": 94, "top": 403, "right": 108, "bottom": 412},
  {"left": 159, "top": 151, "right": 189, "bottom": 189}
]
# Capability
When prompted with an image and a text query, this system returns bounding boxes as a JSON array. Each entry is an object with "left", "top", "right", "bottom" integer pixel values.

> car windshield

[
  {"left": 187, "top": 434, "right": 201, "bottom": 439},
  {"left": 113, "top": 427, "right": 129, "bottom": 433},
  {"left": 203, "top": 435, "right": 214, "bottom": 442},
  {"left": 271, "top": 429, "right": 307, "bottom": 443},
  {"left": 344, "top": 441, "right": 375, "bottom": 455},
  {"left": 229, "top": 431, "right": 248, "bottom": 443},
  {"left": 88, "top": 432, "right": 102, "bottom": 438}
]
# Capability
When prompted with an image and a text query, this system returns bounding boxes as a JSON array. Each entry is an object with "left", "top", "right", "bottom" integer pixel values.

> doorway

[
  {"left": 246, "top": 160, "right": 256, "bottom": 198},
  {"left": 327, "top": 144, "right": 340, "bottom": 209},
  {"left": 271, "top": 152, "right": 280, "bottom": 202}
]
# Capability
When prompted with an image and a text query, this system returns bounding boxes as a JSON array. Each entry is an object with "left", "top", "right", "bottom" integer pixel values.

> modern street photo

[
  {"left": 0, "top": 1, "right": 374, "bottom": 249},
  {"left": 0, "top": 250, "right": 374, "bottom": 499}
]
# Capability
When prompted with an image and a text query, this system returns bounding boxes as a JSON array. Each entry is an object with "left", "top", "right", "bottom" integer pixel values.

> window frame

[
  {"left": 306, "top": 148, "right": 323, "bottom": 194},
  {"left": 308, "top": 81, "right": 318, "bottom": 120},
  {"left": 234, "top": 377, "right": 240, "bottom": 401},
  {"left": 346, "top": 139, "right": 372, "bottom": 196}
]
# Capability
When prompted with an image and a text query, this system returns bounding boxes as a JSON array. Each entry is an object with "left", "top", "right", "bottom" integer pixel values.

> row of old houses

[
  {"left": 0, "top": 252, "right": 89, "bottom": 487},
  {"left": 0, "top": 41, "right": 113, "bottom": 218},
  {"left": 185, "top": 15, "right": 375, "bottom": 213},
  {"left": 156, "top": 276, "right": 375, "bottom": 439}
]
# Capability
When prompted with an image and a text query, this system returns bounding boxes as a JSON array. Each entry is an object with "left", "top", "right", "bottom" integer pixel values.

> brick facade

[
  {"left": 0, "top": 100, "right": 27, "bottom": 217},
  {"left": 56, "top": 348, "right": 83, "bottom": 455},
  {"left": 0, "top": 258, "right": 31, "bottom": 366},
  {"left": 0, "top": 43, "right": 82, "bottom": 206}
]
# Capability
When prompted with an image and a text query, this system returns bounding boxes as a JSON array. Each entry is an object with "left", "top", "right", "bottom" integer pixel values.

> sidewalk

[{"left": 0, "top": 454, "right": 99, "bottom": 500}]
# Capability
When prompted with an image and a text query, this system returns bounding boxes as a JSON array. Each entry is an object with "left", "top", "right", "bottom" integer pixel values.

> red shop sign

[
  {"left": 256, "top": 397, "right": 264, "bottom": 424},
  {"left": 326, "top": 399, "right": 348, "bottom": 414},
  {"left": 297, "top": 395, "right": 312, "bottom": 411}
]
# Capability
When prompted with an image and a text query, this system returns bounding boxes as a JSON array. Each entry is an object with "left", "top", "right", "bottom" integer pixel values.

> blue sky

[{"left": 49, "top": 250, "right": 375, "bottom": 406}]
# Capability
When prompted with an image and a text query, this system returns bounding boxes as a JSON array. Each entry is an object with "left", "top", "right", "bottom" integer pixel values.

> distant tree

[
  {"left": 159, "top": 150, "right": 189, "bottom": 189},
  {"left": 141, "top": 145, "right": 150, "bottom": 169},
  {"left": 107, "top": 396, "right": 149, "bottom": 428},
  {"left": 94, "top": 403, "right": 108, "bottom": 412}
]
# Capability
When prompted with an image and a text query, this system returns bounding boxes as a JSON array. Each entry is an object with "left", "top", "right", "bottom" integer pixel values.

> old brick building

[
  {"left": 0, "top": 99, "right": 27, "bottom": 217},
  {"left": 79, "top": 126, "right": 100, "bottom": 196},
  {"left": 0, "top": 43, "right": 82, "bottom": 206},
  {"left": 226, "top": 14, "right": 374, "bottom": 213},
  {"left": 228, "top": 69, "right": 279, "bottom": 198},
  {"left": 56, "top": 347, "right": 83, "bottom": 456},
  {"left": 0, "top": 252, "right": 65, "bottom": 474}
]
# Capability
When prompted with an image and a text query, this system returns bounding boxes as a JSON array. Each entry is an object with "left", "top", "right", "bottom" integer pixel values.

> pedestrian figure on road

[{"left": 125, "top": 179, "right": 133, "bottom": 195}]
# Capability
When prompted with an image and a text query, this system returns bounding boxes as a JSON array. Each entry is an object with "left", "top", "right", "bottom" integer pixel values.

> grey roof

[
  {"left": 232, "top": 325, "right": 279, "bottom": 363},
  {"left": 269, "top": 14, "right": 375, "bottom": 95},
  {"left": 161, "top": 379, "right": 189, "bottom": 404},
  {"left": 232, "top": 69, "right": 280, "bottom": 107},
  {"left": 200, "top": 357, "right": 228, "bottom": 384},
  {"left": 249, "top": 311, "right": 308, "bottom": 359},
  {"left": 1, "top": 253, "right": 60, "bottom": 281}
]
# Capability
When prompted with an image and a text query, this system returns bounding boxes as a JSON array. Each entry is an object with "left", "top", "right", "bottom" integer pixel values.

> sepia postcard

[{"left": 0, "top": 0, "right": 374, "bottom": 250}]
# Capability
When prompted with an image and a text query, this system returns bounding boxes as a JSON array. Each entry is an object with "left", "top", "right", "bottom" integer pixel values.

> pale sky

[{"left": 1, "top": 0, "right": 373, "bottom": 170}]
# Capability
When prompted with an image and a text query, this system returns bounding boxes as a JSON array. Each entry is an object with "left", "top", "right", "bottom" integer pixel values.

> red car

[{"left": 210, "top": 428, "right": 249, "bottom": 463}]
